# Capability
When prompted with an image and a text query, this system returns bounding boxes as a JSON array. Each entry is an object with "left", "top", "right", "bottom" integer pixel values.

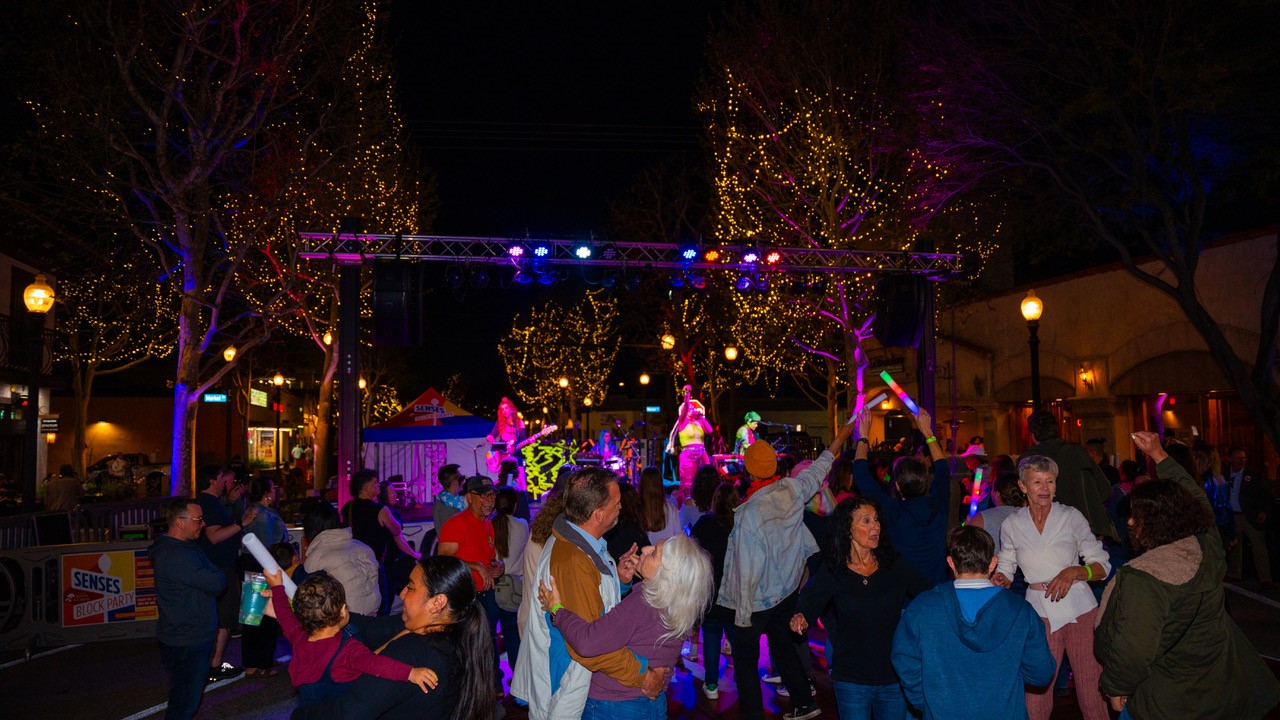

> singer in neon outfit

[{"left": 667, "top": 385, "right": 713, "bottom": 499}]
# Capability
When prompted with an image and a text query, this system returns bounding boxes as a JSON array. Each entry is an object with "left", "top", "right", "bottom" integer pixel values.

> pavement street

[{"left": 4, "top": 582, "right": 1279, "bottom": 720}]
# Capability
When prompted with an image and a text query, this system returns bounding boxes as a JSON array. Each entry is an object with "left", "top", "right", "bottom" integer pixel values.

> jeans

[
  {"left": 582, "top": 692, "right": 667, "bottom": 720},
  {"left": 730, "top": 588, "right": 812, "bottom": 720},
  {"left": 241, "top": 615, "right": 280, "bottom": 670},
  {"left": 498, "top": 605, "right": 521, "bottom": 674},
  {"left": 834, "top": 680, "right": 907, "bottom": 720},
  {"left": 701, "top": 612, "right": 735, "bottom": 687},
  {"left": 159, "top": 641, "right": 213, "bottom": 720}
]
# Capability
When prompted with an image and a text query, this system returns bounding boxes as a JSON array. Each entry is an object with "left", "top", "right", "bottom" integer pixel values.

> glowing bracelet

[{"left": 1085, "top": 565, "right": 1093, "bottom": 582}]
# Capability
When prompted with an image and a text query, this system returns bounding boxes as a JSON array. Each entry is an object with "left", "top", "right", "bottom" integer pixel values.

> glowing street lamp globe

[
  {"left": 23, "top": 275, "right": 55, "bottom": 314},
  {"left": 1020, "top": 290, "right": 1044, "bottom": 322}
]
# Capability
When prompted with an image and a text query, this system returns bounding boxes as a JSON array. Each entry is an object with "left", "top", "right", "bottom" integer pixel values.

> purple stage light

[
  {"left": 508, "top": 245, "right": 525, "bottom": 258},
  {"left": 742, "top": 250, "right": 759, "bottom": 263}
]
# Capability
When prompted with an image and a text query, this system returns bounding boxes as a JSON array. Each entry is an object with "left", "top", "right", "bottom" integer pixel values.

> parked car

[{"left": 85, "top": 453, "right": 169, "bottom": 499}]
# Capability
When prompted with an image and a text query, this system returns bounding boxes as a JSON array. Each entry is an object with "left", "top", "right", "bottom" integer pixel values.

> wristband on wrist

[
  {"left": 1085, "top": 565, "right": 1093, "bottom": 581},
  {"left": 856, "top": 438, "right": 869, "bottom": 445},
  {"left": 549, "top": 603, "right": 564, "bottom": 614},
  {"left": 925, "top": 436, "right": 938, "bottom": 445}
]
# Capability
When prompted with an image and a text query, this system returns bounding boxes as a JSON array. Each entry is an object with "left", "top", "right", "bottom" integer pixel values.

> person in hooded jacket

[
  {"left": 891, "top": 525, "right": 1055, "bottom": 719},
  {"left": 851, "top": 409, "right": 951, "bottom": 585}
]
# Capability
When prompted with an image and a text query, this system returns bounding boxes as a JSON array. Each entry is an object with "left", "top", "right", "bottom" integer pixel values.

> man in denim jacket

[{"left": 719, "top": 420, "right": 855, "bottom": 720}]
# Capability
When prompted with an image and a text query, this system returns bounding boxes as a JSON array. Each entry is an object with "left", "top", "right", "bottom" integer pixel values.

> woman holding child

[{"left": 283, "top": 555, "right": 495, "bottom": 720}]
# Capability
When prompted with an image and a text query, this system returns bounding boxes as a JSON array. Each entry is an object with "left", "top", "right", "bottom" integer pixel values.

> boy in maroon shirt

[{"left": 262, "top": 569, "right": 436, "bottom": 706}]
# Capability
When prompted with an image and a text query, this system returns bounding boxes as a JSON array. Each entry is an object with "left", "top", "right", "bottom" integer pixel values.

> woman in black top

[
  {"left": 791, "top": 497, "right": 930, "bottom": 720},
  {"left": 291, "top": 556, "right": 494, "bottom": 720},
  {"left": 689, "top": 481, "right": 740, "bottom": 700},
  {"left": 604, "top": 480, "right": 651, "bottom": 562}
]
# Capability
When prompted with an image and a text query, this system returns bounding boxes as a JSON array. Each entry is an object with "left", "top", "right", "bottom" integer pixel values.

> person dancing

[{"left": 666, "top": 385, "right": 713, "bottom": 500}]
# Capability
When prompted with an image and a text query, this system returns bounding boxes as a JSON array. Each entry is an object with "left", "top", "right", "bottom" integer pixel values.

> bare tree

[{"left": 916, "top": 0, "right": 1280, "bottom": 451}]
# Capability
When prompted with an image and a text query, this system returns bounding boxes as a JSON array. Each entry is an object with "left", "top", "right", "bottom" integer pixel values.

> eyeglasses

[{"left": 179, "top": 516, "right": 206, "bottom": 525}]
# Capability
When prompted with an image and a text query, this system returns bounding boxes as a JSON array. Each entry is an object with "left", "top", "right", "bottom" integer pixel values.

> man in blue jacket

[
  {"left": 891, "top": 525, "right": 1055, "bottom": 719},
  {"left": 150, "top": 497, "right": 227, "bottom": 720}
]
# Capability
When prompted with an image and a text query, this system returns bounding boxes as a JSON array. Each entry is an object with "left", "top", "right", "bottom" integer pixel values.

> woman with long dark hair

[
  {"left": 638, "top": 465, "right": 681, "bottom": 544},
  {"left": 790, "top": 497, "right": 930, "bottom": 719},
  {"left": 1094, "top": 432, "right": 1280, "bottom": 719},
  {"left": 292, "top": 555, "right": 496, "bottom": 720},
  {"left": 492, "top": 487, "right": 528, "bottom": 673},
  {"left": 689, "top": 481, "right": 741, "bottom": 701}
]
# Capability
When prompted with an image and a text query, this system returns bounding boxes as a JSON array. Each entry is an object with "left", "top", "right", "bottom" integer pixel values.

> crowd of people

[{"left": 147, "top": 409, "right": 1280, "bottom": 720}]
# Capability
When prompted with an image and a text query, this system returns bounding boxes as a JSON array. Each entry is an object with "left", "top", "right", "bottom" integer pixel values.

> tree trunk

[
  {"left": 71, "top": 365, "right": 95, "bottom": 481},
  {"left": 169, "top": 275, "right": 205, "bottom": 495},
  {"left": 312, "top": 342, "right": 338, "bottom": 492}
]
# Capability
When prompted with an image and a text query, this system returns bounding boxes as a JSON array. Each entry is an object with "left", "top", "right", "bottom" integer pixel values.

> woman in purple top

[{"left": 538, "top": 533, "right": 713, "bottom": 720}]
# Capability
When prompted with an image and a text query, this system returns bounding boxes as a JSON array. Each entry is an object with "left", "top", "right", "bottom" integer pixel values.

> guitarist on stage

[{"left": 486, "top": 397, "right": 526, "bottom": 474}]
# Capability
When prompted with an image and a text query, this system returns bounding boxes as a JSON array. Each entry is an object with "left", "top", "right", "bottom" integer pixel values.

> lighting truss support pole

[
  {"left": 917, "top": 280, "right": 937, "bottom": 423},
  {"left": 21, "top": 315, "right": 43, "bottom": 513},
  {"left": 336, "top": 261, "right": 362, "bottom": 511}
]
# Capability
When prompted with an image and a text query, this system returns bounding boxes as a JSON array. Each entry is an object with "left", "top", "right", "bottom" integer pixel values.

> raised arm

[{"left": 916, "top": 409, "right": 946, "bottom": 465}]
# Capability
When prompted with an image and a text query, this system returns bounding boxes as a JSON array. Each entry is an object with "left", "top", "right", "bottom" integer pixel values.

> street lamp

[
  {"left": 22, "top": 275, "right": 54, "bottom": 511},
  {"left": 725, "top": 346, "right": 739, "bottom": 361},
  {"left": 639, "top": 373, "right": 650, "bottom": 386},
  {"left": 660, "top": 334, "right": 676, "bottom": 351},
  {"left": 223, "top": 345, "right": 236, "bottom": 362},
  {"left": 1021, "top": 290, "right": 1044, "bottom": 409},
  {"left": 273, "top": 373, "right": 285, "bottom": 476},
  {"left": 558, "top": 377, "right": 569, "bottom": 388}
]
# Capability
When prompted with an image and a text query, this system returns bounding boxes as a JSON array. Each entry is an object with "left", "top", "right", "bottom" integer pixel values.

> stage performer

[
  {"left": 666, "top": 385, "right": 713, "bottom": 499},
  {"left": 486, "top": 397, "right": 526, "bottom": 474},
  {"left": 735, "top": 412, "right": 761, "bottom": 455}
]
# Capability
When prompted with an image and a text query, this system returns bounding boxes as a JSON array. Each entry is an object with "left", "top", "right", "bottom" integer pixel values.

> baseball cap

[{"left": 463, "top": 475, "right": 496, "bottom": 494}]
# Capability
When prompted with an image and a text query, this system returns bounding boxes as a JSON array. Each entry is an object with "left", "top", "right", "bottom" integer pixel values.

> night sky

[{"left": 385, "top": 2, "right": 716, "bottom": 410}]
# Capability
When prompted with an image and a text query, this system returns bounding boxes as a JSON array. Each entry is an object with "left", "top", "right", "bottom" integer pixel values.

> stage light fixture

[
  {"left": 445, "top": 265, "right": 464, "bottom": 289},
  {"left": 572, "top": 240, "right": 594, "bottom": 260},
  {"left": 601, "top": 271, "right": 617, "bottom": 289},
  {"left": 735, "top": 275, "right": 753, "bottom": 291},
  {"left": 765, "top": 250, "right": 782, "bottom": 265},
  {"left": 531, "top": 242, "right": 552, "bottom": 259},
  {"left": 507, "top": 243, "right": 526, "bottom": 258},
  {"left": 741, "top": 246, "right": 760, "bottom": 264},
  {"left": 471, "top": 267, "right": 491, "bottom": 289},
  {"left": 678, "top": 239, "right": 699, "bottom": 262},
  {"left": 670, "top": 274, "right": 685, "bottom": 288},
  {"left": 538, "top": 272, "right": 556, "bottom": 285},
  {"left": 625, "top": 274, "right": 642, "bottom": 292},
  {"left": 755, "top": 275, "right": 770, "bottom": 291},
  {"left": 704, "top": 248, "right": 722, "bottom": 262},
  {"left": 513, "top": 270, "right": 534, "bottom": 285},
  {"left": 600, "top": 243, "right": 619, "bottom": 260},
  {"left": 690, "top": 275, "right": 707, "bottom": 290}
]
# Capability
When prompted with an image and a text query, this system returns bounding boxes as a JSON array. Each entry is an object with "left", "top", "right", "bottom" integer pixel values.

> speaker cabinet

[
  {"left": 872, "top": 275, "right": 927, "bottom": 348},
  {"left": 373, "top": 262, "right": 423, "bottom": 347}
]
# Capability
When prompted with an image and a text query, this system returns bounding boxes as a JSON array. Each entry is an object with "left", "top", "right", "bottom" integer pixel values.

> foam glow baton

[
  {"left": 967, "top": 468, "right": 984, "bottom": 519},
  {"left": 848, "top": 391, "right": 891, "bottom": 425},
  {"left": 878, "top": 370, "right": 919, "bottom": 416},
  {"left": 243, "top": 532, "right": 297, "bottom": 599}
]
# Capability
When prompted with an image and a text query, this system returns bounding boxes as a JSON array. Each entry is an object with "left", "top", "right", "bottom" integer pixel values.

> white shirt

[
  {"left": 996, "top": 503, "right": 1110, "bottom": 632},
  {"left": 647, "top": 500, "right": 684, "bottom": 544}
]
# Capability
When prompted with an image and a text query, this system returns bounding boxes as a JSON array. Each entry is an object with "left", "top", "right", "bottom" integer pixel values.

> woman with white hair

[
  {"left": 537, "top": 533, "right": 713, "bottom": 720},
  {"left": 993, "top": 454, "right": 1111, "bottom": 720}
]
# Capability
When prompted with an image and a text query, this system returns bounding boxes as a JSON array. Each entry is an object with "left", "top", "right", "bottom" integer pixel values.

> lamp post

[
  {"left": 1021, "top": 290, "right": 1044, "bottom": 410},
  {"left": 22, "top": 275, "right": 54, "bottom": 512},
  {"left": 273, "top": 373, "right": 285, "bottom": 476}
]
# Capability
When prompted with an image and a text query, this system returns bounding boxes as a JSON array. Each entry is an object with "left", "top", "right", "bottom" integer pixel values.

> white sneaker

[
  {"left": 763, "top": 673, "right": 782, "bottom": 684},
  {"left": 702, "top": 683, "right": 719, "bottom": 700},
  {"left": 776, "top": 685, "right": 789, "bottom": 698}
]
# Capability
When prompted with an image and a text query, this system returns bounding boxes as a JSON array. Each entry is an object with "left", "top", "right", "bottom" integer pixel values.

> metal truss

[{"left": 298, "top": 233, "right": 963, "bottom": 276}]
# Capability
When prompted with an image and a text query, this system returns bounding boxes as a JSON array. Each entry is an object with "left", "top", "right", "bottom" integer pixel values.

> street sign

[
  {"left": 202, "top": 393, "right": 228, "bottom": 403},
  {"left": 39, "top": 416, "right": 59, "bottom": 433},
  {"left": 645, "top": 405, "right": 661, "bottom": 413}
]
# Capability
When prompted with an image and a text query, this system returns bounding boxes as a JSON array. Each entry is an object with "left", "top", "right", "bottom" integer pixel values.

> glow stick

[
  {"left": 243, "top": 532, "right": 297, "bottom": 599},
  {"left": 863, "top": 391, "right": 889, "bottom": 410},
  {"left": 878, "top": 371, "right": 919, "bottom": 416},
  {"left": 847, "top": 391, "right": 890, "bottom": 425},
  {"left": 967, "top": 468, "right": 984, "bottom": 519}
]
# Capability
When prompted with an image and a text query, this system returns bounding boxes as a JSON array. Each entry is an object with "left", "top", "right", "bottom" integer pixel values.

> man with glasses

[
  {"left": 1227, "top": 447, "right": 1272, "bottom": 585},
  {"left": 150, "top": 497, "right": 227, "bottom": 720}
]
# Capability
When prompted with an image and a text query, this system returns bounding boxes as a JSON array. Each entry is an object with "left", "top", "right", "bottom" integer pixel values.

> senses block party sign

[{"left": 61, "top": 550, "right": 157, "bottom": 626}]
